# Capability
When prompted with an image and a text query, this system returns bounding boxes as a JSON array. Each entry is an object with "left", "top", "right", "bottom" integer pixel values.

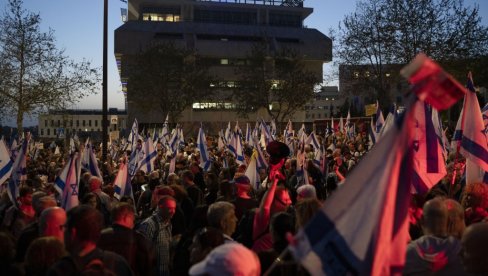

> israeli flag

[
  {"left": 81, "top": 141, "right": 102, "bottom": 179},
  {"left": 114, "top": 157, "right": 133, "bottom": 200},
  {"left": 245, "top": 123, "right": 252, "bottom": 145},
  {"left": 139, "top": 138, "right": 157, "bottom": 174},
  {"left": 245, "top": 151, "right": 261, "bottom": 190},
  {"left": 0, "top": 137, "right": 13, "bottom": 186},
  {"left": 453, "top": 73, "right": 488, "bottom": 184},
  {"left": 375, "top": 101, "right": 385, "bottom": 134},
  {"left": 196, "top": 126, "right": 212, "bottom": 171},
  {"left": 54, "top": 152, "right": 81, "bottom": 211},
  {"left": 252, "top": 137, "right": 268, "bottom": 170},
  {"left": 411, "top": 101, "right": 447, "bottom": 194},
  {"left": 128, "top": 118, "right": 139, "bottom": 151},
  {"left": 289, "top": 99, "right": 416, "bottom": 275},
  {"left": 306, "top": 131, "right": 320, "bottom": 151},
  {"left": 7, "top": 134, "right": 30, "bottom": 205},
  {"left": 235, "top": 133, "right": 245, "bottom": 165}
]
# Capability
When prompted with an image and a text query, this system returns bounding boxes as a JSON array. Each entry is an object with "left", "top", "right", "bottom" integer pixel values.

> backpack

[{"left": 62, "top": 250, "right": 116, "bottom": 276}]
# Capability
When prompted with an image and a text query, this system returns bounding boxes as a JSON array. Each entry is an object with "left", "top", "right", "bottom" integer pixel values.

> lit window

[
  {"left": 220, "top": 59, "right": 229, "bottom": 65},
  {"left": 143, "top": 13, "right": 180, "bottom": 22},
  {"left": 365, "top": 71, "right": 370, "bottom": 77},
  {"left": 326, "top": 98, "right": 329, "bottom": 101},
  {"left": 386, "top": 73, "right": 391, "bottom": 77},
  {"left": 353, "top": 71, "right": 359, "bottom": 78}
]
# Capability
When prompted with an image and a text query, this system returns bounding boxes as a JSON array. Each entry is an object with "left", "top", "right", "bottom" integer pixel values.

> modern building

[
  {"left": 38, "top": 109, "right": 128, "bottom": 140},
  {"left": 300, "top": 86, "right": 342, "bottom": 122},
  {"left": 115, "top": 0, "right": 331, "bottom": 132}
]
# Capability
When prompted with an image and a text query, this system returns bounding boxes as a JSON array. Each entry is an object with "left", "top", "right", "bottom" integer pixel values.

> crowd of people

[{"left": 0, "top": 128, "right": 487, "bottom": 276}]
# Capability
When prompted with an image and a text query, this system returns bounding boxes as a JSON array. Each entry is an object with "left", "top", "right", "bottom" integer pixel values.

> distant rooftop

[
  {"left": 46, "top": 108, "right": 127, "bottom": 116},
  {"left": 195, "top": 0, "right": 304, "bottom": 7}
]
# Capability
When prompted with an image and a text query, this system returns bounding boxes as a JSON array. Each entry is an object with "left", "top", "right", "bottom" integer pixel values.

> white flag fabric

[
  {"left": 54, "top": 152, "right": 81, "bottom": 211},
  {"left": 81, "top": 142, "right": 102, "bottom": 179},
  {"left": 7, "top": 135, "right": 30, "bottom": 205},
  {"left": 245, "top": 151, "right": 260, "bottom": 190},
  {"left": 411, "top": 102, "right": 447, "bottom": 194},
  {"left": 114, "top": 158, "right": 132, "bottom": 200},
  {"left": 196, "top": 126, "right": 212, "bottom": 171},
  {"left": 139, "top": 138, "right": 157, "bottom": 174},
  {"left": 289, "top": 101, "right": 415, "bottom": 275},
  {"left": 0, "top": 137, "right": 13, "bottom": 186}
]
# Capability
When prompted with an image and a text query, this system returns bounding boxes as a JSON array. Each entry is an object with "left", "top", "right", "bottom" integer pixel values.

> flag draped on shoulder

[
  {"left": 55, "top": 152, "right": 81, "bottom": 210},
  {"left": 411, "top": 101, "right": 447, "bottom": 194},
  {"left": 0, "top": 137, "right": 13, "bottom": 186},
  {"left": 7, "top": 134, "right": 30, "bottom": 205},
  {"left": 289, "top": 101, "right": 416, "bottom": 275}
]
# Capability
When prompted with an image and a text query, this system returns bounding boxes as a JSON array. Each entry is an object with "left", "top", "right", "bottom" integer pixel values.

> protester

[
  {"left": 207, "top": 201, "right": 238, "bottom": 243},
  {"left": 47, "top": 205, "right": 132, "bottom": 275},
  {"left": 137, "top": 195, "right": 177, "bottom": 276},
  {"left": 461, "top": 222, "right": 488, "bottom": 275},
  {"left": 24, "top": 237, "right": 67, "bottom": 276},
  {"left": 2, "top": 186, "right": 35, "bottom": 239},
  {"left": 403, "top": 198, "right": 465, "bottom": 275}
]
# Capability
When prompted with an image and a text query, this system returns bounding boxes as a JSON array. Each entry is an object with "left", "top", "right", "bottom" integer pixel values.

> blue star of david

[{"left": 70, "top": 184, "right": 78, "bottom": 196}]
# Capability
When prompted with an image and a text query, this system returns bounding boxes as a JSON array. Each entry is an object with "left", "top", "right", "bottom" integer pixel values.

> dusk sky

[{"left": 1, "top": 0, "right": 487, "bottom": 126}]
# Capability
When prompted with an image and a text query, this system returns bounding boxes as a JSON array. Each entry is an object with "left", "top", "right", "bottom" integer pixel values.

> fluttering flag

[
  {"left": 128, "top": 118, "right": 139, "bottom": 151},
  {"left": 289, "top": 98, "right": 416, "bottom": 275},
  {"left": 81, "top": 141, "right": 102, "bottom": 179},
  {"left": 253, "top": 137, "right": 268, "bottom": 171},
  {"left": 139, "top": 138, "right": 157, "bottom": 174},
  {"left": 452, "top": 73, "right": 488, "bottom": 184},
  {"left": 411, "top": 101, "right": 447, "bottom": 194},
  {"left": 54, "top": 146, "right": 60, "bottom": 155},
  {"left": 235, "top": 133, "right": 245, "bottom": 165},
  {"left": 245, "top": 151, "right": 261, "bottom": 190},
  {"left": 368, "top": 117, "right": 376, "bottom": 149},
  {"left": 0, "top": 137, "right": 13, "bottom": 186},
  {"left": 196, "top": 126, "right": 212, "bottom": 171},
  {"left": 7, "top": 134, "right": 30, "bottom": 206},
  {"left": 375, "top": 101, "right": 385, "bottom": 134},
  {"left": 54, "top": 152, "right": 81, "bottom": 211},
  {"left": 245, "top": 123, "right": 252, "bottom": 145},
  {"left": 114, "top": 157, "right": 133, "bottom": 201},
  {"left": 306, "top": 131, "right": 320, "bottom": 152},
  {"left": 270, "top": 119, "right": 277, "bottom": 139}
]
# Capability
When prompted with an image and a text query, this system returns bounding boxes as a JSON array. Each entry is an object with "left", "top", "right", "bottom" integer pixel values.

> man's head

[
  {"left": 189, "top": 243, "right": 260, "bottom": 276},
  {"left": 445, "top": 198, "right": 465, "bottom": 239},
  {"left": 207, "top": 202, "right": 237, "bottom": 236},
  {"left": 111, "top": 202, "right": 135, "bottom": 229},
  {"left": 181, "top": 170, "right": 195, "bottom": 185},
  {"left": 88, "top": 176, "right": 102, "bottom": 192},
  {"left": 271, "top": 186, "right": 292, "bottom": 214},
  {"left": 421, "top": 198, "right": 449, "bottom": 237},
  {"left": 19, "top": 186, "right": 34, "bottom": 206},
  {"left": 39, "top": 207, "right": 67, "bottom": 242},
  {"left": 158, "top": 196, "right": 177, "bottom": 222},
  {"left": 296, "top": 184, "right": 317, "bottom": 201},
  {"left": 234, "top": 175, "right": 251, "bottom": 195},
  {"left": 461, "top": 222, "right": 488, "bottom": 274},
  {"left": 64, "top": 205, "right": 103, "bottom": 253},
  {"left": 32, "top": 192, "right": 56, "bottom": 217}
]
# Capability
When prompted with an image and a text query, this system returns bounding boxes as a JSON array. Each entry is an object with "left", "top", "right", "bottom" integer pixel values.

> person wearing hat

[
  {"left": 189, "top": 243, "right": 260, "bottom": 276},
  {"left": 252, "top": 141, "right": 292, "bottom": 253}
]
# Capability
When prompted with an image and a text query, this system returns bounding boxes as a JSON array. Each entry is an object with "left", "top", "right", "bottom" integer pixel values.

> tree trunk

[{"left": 16, "top": 110, "right": 23, "bottom": 135}]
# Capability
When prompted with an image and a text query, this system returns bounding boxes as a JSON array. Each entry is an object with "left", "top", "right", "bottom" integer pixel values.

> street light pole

[{"left": 102, "top": 0, "right": 108, "bottom": 163}]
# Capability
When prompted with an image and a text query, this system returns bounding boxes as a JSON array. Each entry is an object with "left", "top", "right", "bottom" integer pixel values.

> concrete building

[
  {"left": 115, "top": 0, "right": 331, "bottom": 132},
  {"left": 38, "top": 109, "right": 128, "bottom": 140},
  {"left": 300, "top": 86, "right": 342, "bottom": 122}
]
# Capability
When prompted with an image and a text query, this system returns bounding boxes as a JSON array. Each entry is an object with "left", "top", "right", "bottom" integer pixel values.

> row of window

[
  {"left": 44, "top": 119, "right": 117, "bottom": 128},
  {"left": 40, "top": 126, "right": 121, "bottom": 136},
  {"left": 305, "top": 113, "right": 332, "bottom": 119},
  {"left": 352, "top": 71, "right": 391, "bottom": 79},
  {"left": 303, "top": 105, "right": 338, "bottom": 111}
]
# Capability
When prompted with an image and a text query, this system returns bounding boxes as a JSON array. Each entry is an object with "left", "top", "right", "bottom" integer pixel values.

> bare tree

[
  {"left": 235, "top": 44, "right": 320, "bottom": 123},
  {"left": 336, "top": 0, "right": 488, "bottom": 109},
  {"left": 0, "top": 0, "right": 99, "bottom": 131},
  {"left": 126, "top": 42, "right": 213, "bottom": 124}
]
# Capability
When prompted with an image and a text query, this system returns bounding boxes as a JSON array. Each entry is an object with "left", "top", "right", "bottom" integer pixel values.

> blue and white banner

[
  {"left": 114, "top": 157, "right": 133, "bottom": 201},
  {"left": 7, "top": 134, "right": 30, "bottom": 206},
  {"left": 0, "top": 137, "right": 13, "bottom": 186},
  {"left": 55, "top": 152, "right": 81, "bottom": 211},
  {"left": 81, "top": 141, "right": 102, "bottom": 179},
  {"left": 197, "top": 126, "right": 212, "bottom": 172}
]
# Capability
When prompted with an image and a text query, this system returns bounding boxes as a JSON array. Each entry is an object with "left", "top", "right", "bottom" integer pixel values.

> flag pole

[{"left": 263, "top": 248, "right": 290, "bottom": 276}]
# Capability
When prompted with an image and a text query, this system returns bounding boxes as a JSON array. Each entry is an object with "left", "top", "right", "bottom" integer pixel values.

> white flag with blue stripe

[
  {"left": 0, "top": 137, "right": 13, "bottom": 186},
  {"left": 81, "top": 141, "right": 102, "bottom": 179},
  {"left": 245, "top": 151, "right": 261, "bottom": 190},
  {"left": 235, "top": 133, "right": 245, "bottom": 165},
  {"left": 54, "top": 152, "right": 81, "bottom": 211},
  {"left": 7, "top": 134, "right": 30, "bottom": 205},
  {"left": 290, "top": 100, "right": 416, "bottom": 275},
  {"left": 139, "top": 138, "right": 157, "bottom": 174},
  {"left": 197, "top": 126, "right": 212, "bottom": 172},
  {"left": 411, "top": 101, "right": 447, "bottom": 194},
  {"left": 453, "top": 73, "right": 488, "bottom": 184},
  {"left": 114, "top": 157, "right": 133, "bottom": 200}
]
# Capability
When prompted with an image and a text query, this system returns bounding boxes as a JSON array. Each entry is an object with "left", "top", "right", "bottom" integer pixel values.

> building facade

[
  {"left": 38, "top": 109, "right": 128, "bottom": 140},
  {"left": 115, "top": 0, "right": 331, "bottom": 131}
]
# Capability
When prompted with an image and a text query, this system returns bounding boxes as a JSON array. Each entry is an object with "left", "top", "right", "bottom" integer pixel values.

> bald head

[
  {"left": 421, "top": 198, "right": 449, "bottom": 237},
  {"left": 39, "top": 207, "right": 67, "bottom": 241},
  {"left": 88, "top": 176, "right": 102, "bottom": 192},
  {"left": 461, "top": 222, "right": 488, "bottom": 274}
]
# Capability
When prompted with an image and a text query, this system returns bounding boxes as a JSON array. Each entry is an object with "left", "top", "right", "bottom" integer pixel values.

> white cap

[{"left": 189, "top": 243, "right": 260, "bottom": 276}]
